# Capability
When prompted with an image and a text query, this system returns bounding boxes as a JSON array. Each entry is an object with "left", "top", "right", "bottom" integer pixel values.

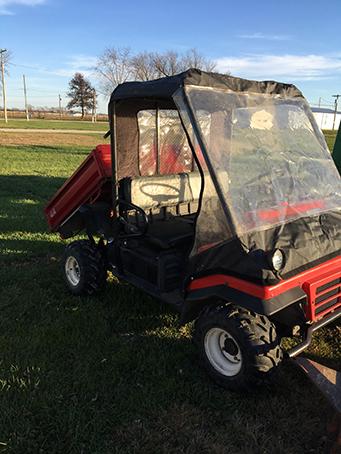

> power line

[{"left": 9, "top": 62, "right": 44, "bottom": 70}]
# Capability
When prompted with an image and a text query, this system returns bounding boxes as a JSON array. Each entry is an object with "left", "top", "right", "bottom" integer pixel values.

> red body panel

[
  {"left": 44, "top": 145, "right": 112, "bottom": 231},
  {"left": 188, "top": 256, "right": 341, "bottom": 321}
]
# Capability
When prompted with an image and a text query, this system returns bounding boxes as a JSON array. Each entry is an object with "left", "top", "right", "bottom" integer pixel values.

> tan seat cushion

[
  {"left": 120, "top": 170, "right": 229, "bottom": 213},
  {"left": 129, "top": 172, "right": 201, "bottom": 210}
]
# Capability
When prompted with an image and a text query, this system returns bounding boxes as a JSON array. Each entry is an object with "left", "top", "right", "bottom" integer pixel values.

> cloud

[
  {"left": 215, "top": 54, "right": 341, "bottom": 81},
  {"left": 0, "top": 0, "right": 46, "bottom": 15},
  {"left": 238, "top": 32, "right": 291, "bottom": 41},
  {"left": 45, "top": 55, "right": 98, "bottom": 78},
  {"left": 11, "top": 54, "right": 98, "bottom": 78},
  {"left": 68, "top": 55, "right": 98, "bottom": 69}
]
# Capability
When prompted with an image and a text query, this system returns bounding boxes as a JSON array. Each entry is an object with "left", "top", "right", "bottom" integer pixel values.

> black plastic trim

[{"left": 182, "top": 284, "right": 306, "bottom": 324}]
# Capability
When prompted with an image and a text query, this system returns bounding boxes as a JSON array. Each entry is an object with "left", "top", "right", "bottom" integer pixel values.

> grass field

[
  {"left": 0, "top": 119, "right": 107, "bottom": 132},
  {"left": 324, "top": 130, "right": 338, "bottom": 151},
  {"left": 0, "top": 132, "right": 340, "bottom": 453}
]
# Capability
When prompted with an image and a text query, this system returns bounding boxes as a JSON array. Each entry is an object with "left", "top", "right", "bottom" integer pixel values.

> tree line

[
  {"left": 67, "top": 47, "right": 218, "bottom": 117},
  {"left": 95, "top": 47, "right": 217, "bottom": 95}
]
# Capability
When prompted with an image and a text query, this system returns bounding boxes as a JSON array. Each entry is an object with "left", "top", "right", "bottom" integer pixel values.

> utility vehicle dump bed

[{"left": 44, "top": 145, "right": 112, "bottom": 232}]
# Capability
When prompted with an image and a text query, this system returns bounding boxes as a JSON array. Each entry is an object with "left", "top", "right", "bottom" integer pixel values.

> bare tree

[
  {"left": 95, "top": 47, "right": 220, "bottom": 90},
  {"left": 181, "top": 48, "right": 216, "bottom": 72},
  {"left": 130, "top": 52, "right": 160, "bottom": 81},
  {"left": 152, "top": 49, "right": 216, "bottom": 77},
  {"left": 152, "top": 50, "right": 183, "bottom": 77},
  {"left": 95, "top": 47, "right": 133, "bottom": 96}
]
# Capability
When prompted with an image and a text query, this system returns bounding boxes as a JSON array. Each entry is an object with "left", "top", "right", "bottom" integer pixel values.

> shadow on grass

[
  {"left": 0, "top": 253, "right": 334, "bottom": 454},
  {"left": 0, "top": 174, "right": 66, "bottom": 201},
  {"left": 0, "top": 238, "right": 64, "bottom": 264},
  {"left": 0, "top": 174, "right": 68, "bottom": 262},
  {"left": 0, "top": 168, "right": 336, "bottom": 452},
  {"left": 304, "top": 350, "right": 341, "bottom": 370},
  {"left": 0, "top": 278, "right": 333, "bottom": 454}
]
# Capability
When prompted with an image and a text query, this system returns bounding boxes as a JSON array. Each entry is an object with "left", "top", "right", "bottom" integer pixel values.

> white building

[{"left": 312, "top": 107, "right": 341, "bottom": 131}]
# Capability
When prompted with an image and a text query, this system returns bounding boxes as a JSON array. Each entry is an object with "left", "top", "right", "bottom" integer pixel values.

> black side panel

[
  {"left": 185, "top": 210, "right": 341, "bottom": 286},
  {"left": 120, "top": 244, "right": 184, "bottom": 292},
  {"left": 58, "top": 203, "right": 113, "bottom": 239},
  {"left": 58, "top": 211, "right": 84, "bottom": 239}
]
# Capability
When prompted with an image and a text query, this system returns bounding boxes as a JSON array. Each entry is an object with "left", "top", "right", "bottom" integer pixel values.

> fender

[
  {"left": 181, "top": 283, "right": 306, "bottom": 325},
  {"left": 182, "top": 255, "right": 341, "bottom": 324}
]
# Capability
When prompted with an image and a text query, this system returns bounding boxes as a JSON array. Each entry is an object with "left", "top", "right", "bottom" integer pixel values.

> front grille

[{"left": 303, "top": 272, "right": 341, "bottom": 322}]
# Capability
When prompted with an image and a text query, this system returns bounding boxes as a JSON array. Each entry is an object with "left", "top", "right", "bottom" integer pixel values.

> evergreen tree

[{"left": 67, "top": 73, "right": 95, "bottom": 118}]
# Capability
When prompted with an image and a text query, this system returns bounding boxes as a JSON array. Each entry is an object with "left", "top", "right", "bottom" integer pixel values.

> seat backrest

[
  {"left": 119, "top": 170, "right": 229, "bottom": 217},
  {"left": 119, "top": 172, "right": 201, "bottom": 212}
]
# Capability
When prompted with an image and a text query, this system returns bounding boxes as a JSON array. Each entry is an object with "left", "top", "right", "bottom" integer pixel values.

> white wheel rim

[
  {"left": 204, "top": 328, "right": 242, "bottom": 377},
  {"left": 65, "top": 256, "right": 81, "bottom": 286}
]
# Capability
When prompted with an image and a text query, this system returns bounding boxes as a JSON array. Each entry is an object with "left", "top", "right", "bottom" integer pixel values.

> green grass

[
  {"left": 0, "top": 139, "right": 340, "bottom": 453},
  {"left": 0, "top": 119, "right": 107, "bottom": 131},
  {"left": 323, "top": 129, "right": 337, "bottom": 151}
]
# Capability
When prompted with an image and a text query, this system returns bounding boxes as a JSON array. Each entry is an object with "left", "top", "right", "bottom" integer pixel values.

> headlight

[{"left": 270, "top": 249, "right": 285, "bottom": 271}]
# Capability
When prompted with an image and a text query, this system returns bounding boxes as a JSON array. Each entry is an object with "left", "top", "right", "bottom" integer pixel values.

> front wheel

[
  {"left": 194, "top": 305, "right": 283, "bottom": 391},
  {"left": 63, "top": 240, "right": 107, "bottom": 296}
]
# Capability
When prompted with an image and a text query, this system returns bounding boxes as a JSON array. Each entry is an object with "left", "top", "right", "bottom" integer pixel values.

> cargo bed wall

[{"left": 44, "top": 145, "right": 112, "bottom": 235}]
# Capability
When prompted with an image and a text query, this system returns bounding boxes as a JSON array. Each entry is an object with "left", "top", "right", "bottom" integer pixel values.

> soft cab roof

[{"left": 109, "top": 68, "right": 303, "bottom": 103}]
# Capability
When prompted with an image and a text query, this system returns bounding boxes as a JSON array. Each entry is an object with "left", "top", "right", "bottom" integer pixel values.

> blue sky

[{"left": 1, "top": 0, "right": 341, "bottom": 113}]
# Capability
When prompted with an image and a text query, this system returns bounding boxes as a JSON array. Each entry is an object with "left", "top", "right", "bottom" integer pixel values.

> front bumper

[{"left": 287, "top": 307, "right": 341, "bottom": 357}]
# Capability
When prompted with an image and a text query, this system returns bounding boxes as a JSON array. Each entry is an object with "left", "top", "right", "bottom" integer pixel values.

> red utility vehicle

[{"left": 45, "top": 69, "right": 341, "bottom": 390}]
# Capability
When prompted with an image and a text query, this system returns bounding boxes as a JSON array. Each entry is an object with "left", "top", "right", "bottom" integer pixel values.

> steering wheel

[{"left": 117, "top": 199, "right": 149, "bottom": 237}]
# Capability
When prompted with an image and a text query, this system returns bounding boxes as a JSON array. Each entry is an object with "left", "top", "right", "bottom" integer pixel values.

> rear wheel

[
  {"left": 63, "top": 240, "right": 107, "bottom": 295},
  {"left": 194, "top": 305, "right": 282, "bottom": 391}
]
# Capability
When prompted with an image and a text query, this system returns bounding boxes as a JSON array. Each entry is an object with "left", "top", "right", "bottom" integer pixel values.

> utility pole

[
  {"left": 58, "top": 94, "right": 62, "bottom": 119},
  {"left": 332, "top": 94, "right": 340, "bottom": 131},
  {"left": 0, "top": 49, "right": 8, "bottom": 123},
  {"left": 92, "top": 89, "right": 97, "bottom": 123},
  {"left": 318, "top": 97, "right": 321, "bottom": 108},
  {"left": 23, "top": 74, "right": 29, "bottom": 121}
]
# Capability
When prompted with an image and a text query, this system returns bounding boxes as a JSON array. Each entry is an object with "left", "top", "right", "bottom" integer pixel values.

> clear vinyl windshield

[{"left": 183, "top": 86, "right": 341, "bottom": 243}]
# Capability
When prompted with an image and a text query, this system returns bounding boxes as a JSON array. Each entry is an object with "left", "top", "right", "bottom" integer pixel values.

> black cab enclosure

[{"left": 109, "top": 69, "right": 341, "bottom": 285}]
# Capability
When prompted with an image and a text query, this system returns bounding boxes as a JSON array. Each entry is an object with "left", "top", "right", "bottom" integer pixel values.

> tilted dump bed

[{"left": 44, "top": 145, "right": 112, "bottom": 232}]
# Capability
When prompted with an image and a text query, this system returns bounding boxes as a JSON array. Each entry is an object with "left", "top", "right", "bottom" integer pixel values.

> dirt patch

[{"left": 0, "top": 131, "right": 108, "bottom": 147}]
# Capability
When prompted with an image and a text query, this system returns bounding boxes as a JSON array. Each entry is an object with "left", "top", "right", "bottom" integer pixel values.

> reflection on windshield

[{"left": 186, "top": 86, "right": 341, "bottom": 238}]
